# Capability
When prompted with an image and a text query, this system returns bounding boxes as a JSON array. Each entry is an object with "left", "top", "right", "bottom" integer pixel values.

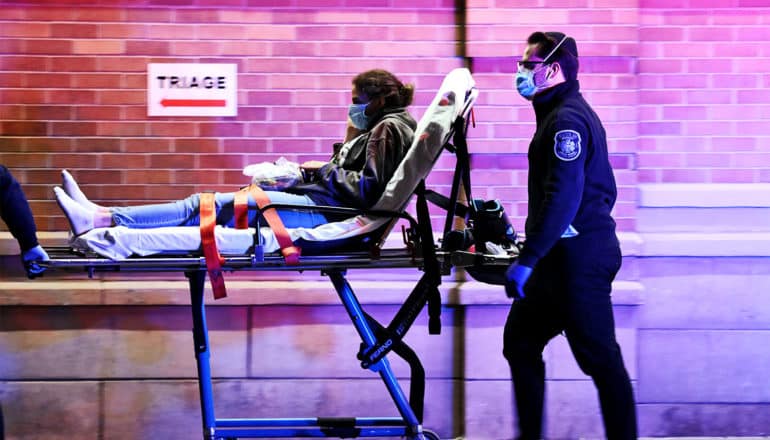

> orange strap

[
  {"left": 199, "top": 192, "right": 227, "bottom": 299},
  {"left": 245, "top": 184, "right": 301, "bottom": 265},
  {"left": 233, "top": 189, "right": 249, "bottom": 229}
]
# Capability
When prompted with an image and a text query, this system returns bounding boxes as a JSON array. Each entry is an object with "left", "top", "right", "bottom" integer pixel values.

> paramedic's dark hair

[
  {"left": 527, "top": 31, "right": 580, "bottom": 81},
  {"left": 353, "top": 69, "right": 414, "bottom": 109}
]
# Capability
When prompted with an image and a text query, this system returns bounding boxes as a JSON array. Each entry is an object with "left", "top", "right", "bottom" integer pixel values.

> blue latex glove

[
  {"left": 505, "top": 262, "right": 533, "bottom": 300},
  {"left": 22, "top": 245, "right": 49, "bottom": 279}
]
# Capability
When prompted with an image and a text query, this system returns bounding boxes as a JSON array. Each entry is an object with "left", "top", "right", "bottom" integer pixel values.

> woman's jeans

[{"left": 111, "top": 191, "right": 328, "bottom": 229}]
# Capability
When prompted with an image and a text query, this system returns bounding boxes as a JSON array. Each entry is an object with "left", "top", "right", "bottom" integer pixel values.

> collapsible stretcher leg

[
  {"left": 327, "top": 270, "right": 427, "bottom": 439},
  {"left": 185, "top": 267, "right": 439, "bottom": 440},
  {"left": 187, "top": 270, "right": 218, "bottom": 440}
]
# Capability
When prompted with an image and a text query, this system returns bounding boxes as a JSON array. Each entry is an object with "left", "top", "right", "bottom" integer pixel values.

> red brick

[
  {"left": 73, "top": 138, "right": 123, "bottom": 153},
  {"left": 146, "top": 122, "right": 198, "bottom": 137},
  {"left": 47, "top": 90, "right": 97, "bottom": 105},
  {"left": 124, "top": 40, "right": 171, "bottom": 55},
  {"left": 123, "top": 106, "right": 150, "bottom": 120},
  {"left": 74, "top": 8, "right": 125, "bottom": 22},
  {"left": 0, "top": 72, "right": 23, "bottom": 87},
  {"left": 101, "top": 154, "right": 149, "bottom": 169},
  {"left": 197, "top": 122, "right": 245, "bottom": 137},
  {"left": 219, "top": 10, "right": 272, "bottom": 24},
  {"left": 175, "top": 9, "right": 221, "bottom": 23},
  {"left": 96, "top": 57, "right": 147, "bottom": 72},
  {"left": 1, "top": 121, "right": 47, "bottom": 136},
  {"left": 0, "top": 153, "right": 50, "bottom": 167},
  {"left": 220, "top": 41, "right": 271, "bottom": 56},
  {"left": 24, "top": 73, "right": 71, "bottom": 88},
  {"left": 72, "top": 73, "right": 123, "bottom": 88},
  {"left": 0, "top": 22, "right": 50, "bottom": 38},
  {"left": 99, "top": 23, "right": 148, "bottom": 39},
  {"left": 271, "top": 41, "right": 320, "bottom": 57},
  {"left": 22, "top": 6, "right": 75, "bottom": 21},
  {"left": 0, "top": 55, "right": 51, "bottom": 71},
  {"left": 121, "top": 169, "right": 174, "bottom": 185},
  {"left": 51, "top": 122, "right": 97, "bottom": 136},
  {"left": 125, "top": 8, "right": 173, "bottom": 23},
  {"left": 97, "top": 90, "right": 145, "bottom": 105},
  {"left": 171, "top": 41, "right": 220, "bottom": 56},
  {"left": 124, "top": 138, "right": 174, "bottom": 153},
  {"left": 174, "top": 138, "right": 220, "bottom": 153},
  {"left": 23, "top": 137, "right": 73, "bottom": 153},
  {"left": 73, "top": 40, "right": 124, "bottom": 55},
  {"left": 51, "top": 23, "right": 98, "bottom": 38},
  {"left": 195, "top": 154, "right": 246, "bottom": 170},
  {"left": 148, "top": 154, "right": 198, "bottom": 170},
  {"left": 96, "top": 122, "right": 147, "bottom": 137},
  {"left": 0, "top": 136, "right": 26, "bottom": 153},
  {"left": 24, "top": 39, "right": 73, "bottom": 55},
  {"left": 175, "top": 169, "right": 222, "bottom": 185},
  {"left": 52, "top": 56, "right": 98, "bottom": 72},
  {"left": 223, "top": 139, "right": 269, "bottom": 154},
  {"left": 196, "top": 24, "right": 246, "bottom": 40}
]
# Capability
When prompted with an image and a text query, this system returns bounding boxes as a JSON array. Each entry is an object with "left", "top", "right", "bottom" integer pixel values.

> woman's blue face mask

[{"left": 348, "top": 103, "right": 369, "bottom": 130}]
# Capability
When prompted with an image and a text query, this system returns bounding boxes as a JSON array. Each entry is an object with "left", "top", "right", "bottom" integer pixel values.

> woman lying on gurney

[{"left": 55, "top": 69, "right": 417, "bottom": 236}]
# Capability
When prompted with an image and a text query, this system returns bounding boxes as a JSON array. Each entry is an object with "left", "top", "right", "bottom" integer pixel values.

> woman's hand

[{"left": 300, "top": 160, "right": 327, "bottom": 171}]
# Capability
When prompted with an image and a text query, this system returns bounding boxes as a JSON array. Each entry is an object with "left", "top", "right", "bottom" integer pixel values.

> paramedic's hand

[
  {"left": 300, "top": 160, "right": 327, "bottom": 171},
  {"left": 505, "top": 262, "right": 533, "bottom": 300}
]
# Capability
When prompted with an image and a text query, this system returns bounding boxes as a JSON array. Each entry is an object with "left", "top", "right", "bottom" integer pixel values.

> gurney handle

[{"left": 450, "top": 250, "right": 516, "bottom": 267}]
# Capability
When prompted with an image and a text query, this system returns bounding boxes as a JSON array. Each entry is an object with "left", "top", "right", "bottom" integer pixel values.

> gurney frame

[{"left": 41, "top": 78, "right": 514, "bottom": 439}]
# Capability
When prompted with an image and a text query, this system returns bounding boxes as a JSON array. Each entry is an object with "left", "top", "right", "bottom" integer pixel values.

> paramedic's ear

[{"left": 546, "top": 61, "right": 561, "bottom": 80}]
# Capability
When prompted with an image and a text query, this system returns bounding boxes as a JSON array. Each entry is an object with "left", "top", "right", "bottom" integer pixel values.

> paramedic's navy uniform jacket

[{"left": 517, "top": 79, "right": 617, "bottom": 268}]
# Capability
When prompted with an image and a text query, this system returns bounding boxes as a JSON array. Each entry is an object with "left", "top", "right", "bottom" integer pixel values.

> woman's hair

[{"left": 352, "top": 69, "right": 414, "bottom": 109}]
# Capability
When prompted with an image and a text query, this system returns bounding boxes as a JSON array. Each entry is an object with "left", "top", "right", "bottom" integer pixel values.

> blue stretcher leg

[
  {"left": 187, "top": 270, "right": 217, "bottom": 440},
  {"left": 327, "top": 270, "right": 425, "bottom": 439}
]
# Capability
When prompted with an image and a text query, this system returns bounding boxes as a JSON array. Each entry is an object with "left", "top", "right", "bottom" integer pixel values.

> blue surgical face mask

[
  {"left": 348, "top": 103, "right": 369, "bottom": 130},
  {"left": 515, "top": 67, "right": 540, "bottom": 100}
]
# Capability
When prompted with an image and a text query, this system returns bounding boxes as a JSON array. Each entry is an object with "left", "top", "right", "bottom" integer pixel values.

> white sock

[
  {"left": 61, "top": 169, "right": 103, "bottom": 211},
  {"left": 54, "top": 186, "right": 95, "bottom": 236}
]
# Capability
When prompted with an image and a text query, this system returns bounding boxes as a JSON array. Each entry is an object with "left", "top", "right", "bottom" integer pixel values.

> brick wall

[
  {"left": 0, "top": 0, "right": 461, "bottom": 232},
  {"left": 2, "top": 1, "right": 770, "bottom": 233},
  {"left": 638, "top": 1, "right": 770, "bottom": 184}
]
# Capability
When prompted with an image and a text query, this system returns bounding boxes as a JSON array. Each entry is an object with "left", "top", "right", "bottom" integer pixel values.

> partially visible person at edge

[
  {"left": 503, "top": 31, "right": 638, "bottom": 439},
  {"left": 0, "top": 165, "right": 49, "bottom": 278},
  {"left": 55, "top": 69, "right": 417, "bottom": 236}
]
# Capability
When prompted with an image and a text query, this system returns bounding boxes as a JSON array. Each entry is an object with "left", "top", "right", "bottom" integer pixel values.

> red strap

[
  {"left": 233, "top": 189, "right": 249, "bottom": 229},
  {"left": 200, "top": 192, "right": 227, "bottom": 299},
  {"left": 247, "top": 184, "right": 301, "bottom": 265}
]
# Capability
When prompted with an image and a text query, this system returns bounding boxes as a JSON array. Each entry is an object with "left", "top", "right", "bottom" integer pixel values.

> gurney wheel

[{"left": 422, "top": 429, "right": 441, "bottom": 440}]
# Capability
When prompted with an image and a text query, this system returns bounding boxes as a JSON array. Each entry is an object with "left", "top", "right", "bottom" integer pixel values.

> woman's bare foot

[{"left": 61, "top": 169, "right": 103, "bottom": 211}]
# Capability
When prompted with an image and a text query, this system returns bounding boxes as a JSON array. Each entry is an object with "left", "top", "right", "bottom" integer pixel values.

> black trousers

[
  {"left": 0, "top": 165, "right": 39, "bottom": 253},
  {"left": 503, "top": 231, "right": 637, "bottom": 440}
]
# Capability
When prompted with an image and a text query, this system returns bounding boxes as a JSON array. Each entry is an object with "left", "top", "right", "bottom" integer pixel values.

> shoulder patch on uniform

[{"left": 553, "top": 129, "right": 582, "bottom": 162}]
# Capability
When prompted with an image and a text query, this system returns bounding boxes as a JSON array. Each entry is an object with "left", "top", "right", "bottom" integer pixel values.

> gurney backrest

[{"left": 373, "top": 68, "right": 476, "bottom": 214}]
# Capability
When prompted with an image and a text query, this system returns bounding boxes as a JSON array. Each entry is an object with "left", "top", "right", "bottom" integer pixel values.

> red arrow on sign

[{"left": 160, "top": 99, "right": 227, "bottom": 107}]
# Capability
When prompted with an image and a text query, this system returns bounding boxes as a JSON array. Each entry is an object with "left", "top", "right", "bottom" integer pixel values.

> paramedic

[
  {"left": 0, "top": 165, "right": 49, "bottom": 277},
  {"left": 502, "top": 32, "right": 637, "bottom": 439},
  {"left": 55, "top": 69, "right": 417, "bottom": 235}
]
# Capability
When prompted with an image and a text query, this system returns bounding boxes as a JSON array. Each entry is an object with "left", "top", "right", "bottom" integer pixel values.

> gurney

[{"left": 41, "top": 68, "right": 518, "bottom": 440}]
